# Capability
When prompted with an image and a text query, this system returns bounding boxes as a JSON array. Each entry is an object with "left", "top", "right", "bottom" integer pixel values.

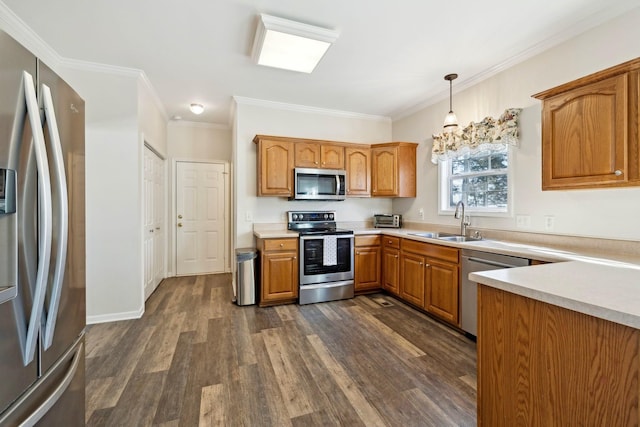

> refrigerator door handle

[
  {"left": 21, "top": 71, "right": 53, "bottom": 366},
  {"left": 40, "top": 84, "right": 68, "bottom": 350}
]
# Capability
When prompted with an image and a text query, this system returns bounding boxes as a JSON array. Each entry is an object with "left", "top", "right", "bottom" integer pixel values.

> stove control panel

[{"left": 288, "top": 211, "right": 335, "bottom": 223}]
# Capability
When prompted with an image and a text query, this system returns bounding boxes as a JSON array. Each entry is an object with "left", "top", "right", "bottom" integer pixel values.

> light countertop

[
  {"left": 253, "top": 224, "right": 640, "bottom": 328},
  {"left": 470, "top": 261, "right": 640, "bottom": 329}
]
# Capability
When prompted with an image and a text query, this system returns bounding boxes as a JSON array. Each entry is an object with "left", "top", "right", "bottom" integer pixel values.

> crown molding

[
  {"left": 0, "top": 2, "right": 168, "bottom": 121},
  {"left": 0, "top": 1, "right": 62, "bottom": 67},
  {"left": 392, "top": 1, "right": 640, "bottom": 122},
  {"left": 60, "top": 57, "right": 141, "bottom": 77},
  {"left": 168, "top": 120, "right": 230, "bottom": 130},
  {"left": 233, "top": 96, "right": 391, "bottom": 123}
]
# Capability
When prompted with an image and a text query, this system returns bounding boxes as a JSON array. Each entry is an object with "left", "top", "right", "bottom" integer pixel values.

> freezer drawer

[{"left": 0, "top": 334, "right": 85, "bottom": 426}]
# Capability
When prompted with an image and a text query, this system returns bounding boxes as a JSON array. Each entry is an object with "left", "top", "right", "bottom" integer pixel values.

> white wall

[
  {"left": 138, "top": 79, "right": 168, "bottom": 156},
  {"left": 233, "top": 99, "right": 394, "bottom": 248},
  {"left": 167, "top": 121, "right": 232, "bottom": 275},
  {"left": 60, "top": 66, "right": 145, "bottom": 322},
  {"left": 392, "top": 7, "right": 640, "bottom": 241},
  {"left": 167, "top": 121, "right": 231, "bottom": 161}
]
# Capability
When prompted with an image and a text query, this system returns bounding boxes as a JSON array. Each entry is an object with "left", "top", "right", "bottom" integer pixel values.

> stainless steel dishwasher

[{"left": 461, "top": 249, "right": 530, "bottom": 337}]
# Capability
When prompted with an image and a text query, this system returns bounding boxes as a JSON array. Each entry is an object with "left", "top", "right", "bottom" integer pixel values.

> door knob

[
  {"left": 178, "top": 223, "right": 183, "bottom": 227},
  {"left": 178, "top": 214, "right": 183, "bottom": 219}
]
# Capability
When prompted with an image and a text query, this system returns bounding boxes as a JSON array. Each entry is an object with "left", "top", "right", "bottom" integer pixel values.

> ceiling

[{"left": 3, "top": 0, "right": 638, "bottom": 125}]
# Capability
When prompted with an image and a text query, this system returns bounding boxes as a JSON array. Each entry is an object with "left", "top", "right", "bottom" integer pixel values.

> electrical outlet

[
  {"left": 418, "top": 208, "right": 424, "bottom": 220},
  {"left": 544, "top": 215, "right": 555, "bottom": 231},
  {"left": 245, "top": 211, "right": 253, "bottom": 222},
  {"left": 516, "top": 215, "right": 531, "bottom": 228}
]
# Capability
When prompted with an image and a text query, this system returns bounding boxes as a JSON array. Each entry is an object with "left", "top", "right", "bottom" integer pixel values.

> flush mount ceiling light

[
  {"left": 443, "top": 73, "right": 458, "bottom": 134},
  {"left": 189, "top": 103, "right": 204, "bottom": 115},
  {"left": 251, "top": 14, "right": 339, "bottom": 74}
]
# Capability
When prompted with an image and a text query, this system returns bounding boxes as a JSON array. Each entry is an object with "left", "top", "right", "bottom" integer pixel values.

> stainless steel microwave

[{"left": 292, "top": 167, "right": 346, "bottom": 201}]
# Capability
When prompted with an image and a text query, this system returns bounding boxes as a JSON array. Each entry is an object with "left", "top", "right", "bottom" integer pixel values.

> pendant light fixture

[{"left": 443, "top": 73, "right": 458, "bottom": 134}]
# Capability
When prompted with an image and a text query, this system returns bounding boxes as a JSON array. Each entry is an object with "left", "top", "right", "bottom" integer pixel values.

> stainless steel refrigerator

[{"left": 0, "top": 30, "right": 86, "bottom": 426}]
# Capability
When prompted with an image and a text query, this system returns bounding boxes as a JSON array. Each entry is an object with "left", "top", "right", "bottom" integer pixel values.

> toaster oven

[{"left": 373, "top": 214, "right": 402, "bottom": 228}]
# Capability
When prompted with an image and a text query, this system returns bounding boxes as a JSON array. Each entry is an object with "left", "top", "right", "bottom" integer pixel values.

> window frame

[{"left": 437, "top": 147, "right": 514, "bottom": 217}]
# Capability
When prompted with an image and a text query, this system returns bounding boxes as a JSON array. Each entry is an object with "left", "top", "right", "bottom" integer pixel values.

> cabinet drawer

[
  {"left": 263, "top": 238, "right": 298, "bottom": 252},
  {"left": 382, "top": 236, "right": 401, "bottom": 249},
  {"left": 401, "top": 239, "right": 459, "bottom": 263},
  {"left": 355, "top": 235, "right": 381, "bottom": 247}
]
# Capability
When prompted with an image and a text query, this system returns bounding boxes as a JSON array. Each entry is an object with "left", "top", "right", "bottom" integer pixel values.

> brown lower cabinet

[
  {"left": 257, "top": 237, "right": 298, "bottom": 306},
  {"left": 354, "top": 235, "right": 381, "bottom": 293},
  {"left": 399, "top": 239, "right": 460, "bottom": 326},
  {"left": 478, "top": 284, "right": 640, "bottom": 426},
  {"left": 382, "top": 236, "right": 401, "bottom": 296}
]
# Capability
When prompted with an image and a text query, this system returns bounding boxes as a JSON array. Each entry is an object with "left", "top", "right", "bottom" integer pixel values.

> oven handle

[{"left": 300, "top": 234, "right": 354, "bottom": 241}]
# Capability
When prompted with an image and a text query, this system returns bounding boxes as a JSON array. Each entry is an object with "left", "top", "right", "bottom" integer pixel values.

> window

[{"left": 439, "top": 148, "right": 511, "bottom": 215}]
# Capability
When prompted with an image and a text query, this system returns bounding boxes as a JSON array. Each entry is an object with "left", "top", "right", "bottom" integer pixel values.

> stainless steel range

[{"left": 288, "top": 211, "right": 354, "bottom": 305}]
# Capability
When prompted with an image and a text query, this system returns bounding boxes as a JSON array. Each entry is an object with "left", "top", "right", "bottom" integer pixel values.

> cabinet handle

[
  {"left": 394, "top": 255, "right": 398, "bottom": 258},
  {"left": 419, "top": 262, "right": 423, "bottom": 266},
  {"left": 425, "top": 263, "right": 430, "bottom": 268},
  {"left": 177, "top": 223, "right": 182, "bottom": 227},
  {"left": 293, "top": 256, "right": 297, "bottom": 260},
  {"left": 280, "top": 243, "right": 284, "bottom": 247},
  {"left": 615, "top": 169, "right": 623, "bottom": 176},
  {"left": 356, "top": 251, "right": 360, "bottom": 255}
]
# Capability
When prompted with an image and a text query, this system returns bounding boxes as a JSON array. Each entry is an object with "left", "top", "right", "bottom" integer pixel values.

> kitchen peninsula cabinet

[
  {"left": 478, "top": 284, "right": 640, "bottom": 426},
  {"left": 382, "top": 236, "right": 400, "bottom": 296},
  {"left": 371, "top": 142, "right": 417, "bottom": 197},
  {"left": 257, "top": 237, "right": 298, "bottom": 306},
  {"left": 400, "top": 239, "right": 460, "bottom": 326},
  {"left": 254, "top": 136, "right": 294, "bottom": 196},
  {"left": 345, "top": 146, "right": 371, "bottom": 196},
  {"left": 295, "top": 142, "right": 345, "bottom": 169},
  {"left": 354, "top": 235, "right": 381, "bottom": 293},
  {"left": 533, "top": 57, "right": 640, "bottom": 190}
]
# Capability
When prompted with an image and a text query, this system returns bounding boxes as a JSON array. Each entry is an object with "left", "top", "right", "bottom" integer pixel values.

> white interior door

[
  {"left": 144, "top": 146, "right": 165, "bottom": 299},
  {"left": 176, "top": 161, "right": 226, "bottom": 275}
]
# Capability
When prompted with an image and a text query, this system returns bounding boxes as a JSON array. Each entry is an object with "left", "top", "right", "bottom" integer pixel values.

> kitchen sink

[
  {"left": 408, "top": 231, "right": 456, "bottom": 239},
  {"left": 437, "top": 235, "right": 483, "bottom": 243}
]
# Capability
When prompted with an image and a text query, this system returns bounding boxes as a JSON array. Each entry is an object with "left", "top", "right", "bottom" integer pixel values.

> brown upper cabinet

[
  {"left": 371, "top": 142, "right": 417, "bottom": 197},
  {"left": 533, "top": 57, "right": 640, "bottom": 190},
  {"left": 254, "top": 136, "right": 294, "bottom": 196},
  {"left": 345, "top": 146, "right": 371, "bottom": 196},
  {"left": 254, "top": 135, "right": 417, "bottom": 198},
  {"left": 295, "top": 142, "right": 345, "bottom": 169}
]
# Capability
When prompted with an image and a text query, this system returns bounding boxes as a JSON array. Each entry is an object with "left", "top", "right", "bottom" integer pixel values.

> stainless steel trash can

[{"left": 235, "top": 248, "right": 258, "bottom": 306}]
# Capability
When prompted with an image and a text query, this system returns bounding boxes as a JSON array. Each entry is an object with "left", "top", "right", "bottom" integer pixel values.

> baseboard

[{"left": 86, "top": 306, "right": 145, "bottom": 325}]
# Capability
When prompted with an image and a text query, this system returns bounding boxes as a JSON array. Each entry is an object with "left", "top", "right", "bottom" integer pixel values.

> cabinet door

[
  {"left": 542, "top": 74, "right": 628, "bottom": 189},
  {"left": 258, "top": 140, "right": 294, "bottom": 196},
  {"left": 425, "top": 259, "right": 459, "bottom": 325},
  {"left": 371, "top": 146, "right": 398, "bottom": 196},
  {"left": 295, "top": 142, "right": 320, "bottom": 168},
  {"left": 382, "top": 247, "right": 400, "bottom": 295},
  {"left": 345, "top": 147, "right": 371, "bottom": 196},
  {"left": 321, "top": 144, "right": 345, "bottom": 169},
  {"left": 355, "top": 246, "right": 381, "bottom": 292},
  {"left": 261, "top": 251, "right": 298, "bottom": 303},
  {"left": 400, "top": 252, "right": 426, "bottom": 307}
]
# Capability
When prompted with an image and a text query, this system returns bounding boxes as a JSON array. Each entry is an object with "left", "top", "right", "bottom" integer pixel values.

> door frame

[
  {"left": 171, "top": 158, "right": 230, "bottom": 276},
  {"left": 142, "top": 141, "right": 167, "bottom": 298}
]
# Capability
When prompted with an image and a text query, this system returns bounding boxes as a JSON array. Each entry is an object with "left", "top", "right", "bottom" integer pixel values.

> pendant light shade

[{"left": 443, "top": 73, "right": 458, "bottom": 134}]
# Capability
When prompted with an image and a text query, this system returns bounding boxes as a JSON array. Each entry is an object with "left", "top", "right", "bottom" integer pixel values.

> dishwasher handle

[{"left": 465, "top": 256, "right": 525, "bottom": 269}]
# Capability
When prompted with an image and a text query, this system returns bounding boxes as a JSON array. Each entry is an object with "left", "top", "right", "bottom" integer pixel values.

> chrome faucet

[{"left": 454, "top": 201, "right": 471, "bottom": 236}]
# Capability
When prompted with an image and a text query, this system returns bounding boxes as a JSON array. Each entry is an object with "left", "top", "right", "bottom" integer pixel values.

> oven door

[{"left": 299, "top": 233, "right": 354, "bottom": 285}]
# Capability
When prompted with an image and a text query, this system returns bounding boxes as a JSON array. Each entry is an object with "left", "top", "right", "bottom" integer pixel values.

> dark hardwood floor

[{"left": 85, "top": 274, "right": 477, "bottom": 426}]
